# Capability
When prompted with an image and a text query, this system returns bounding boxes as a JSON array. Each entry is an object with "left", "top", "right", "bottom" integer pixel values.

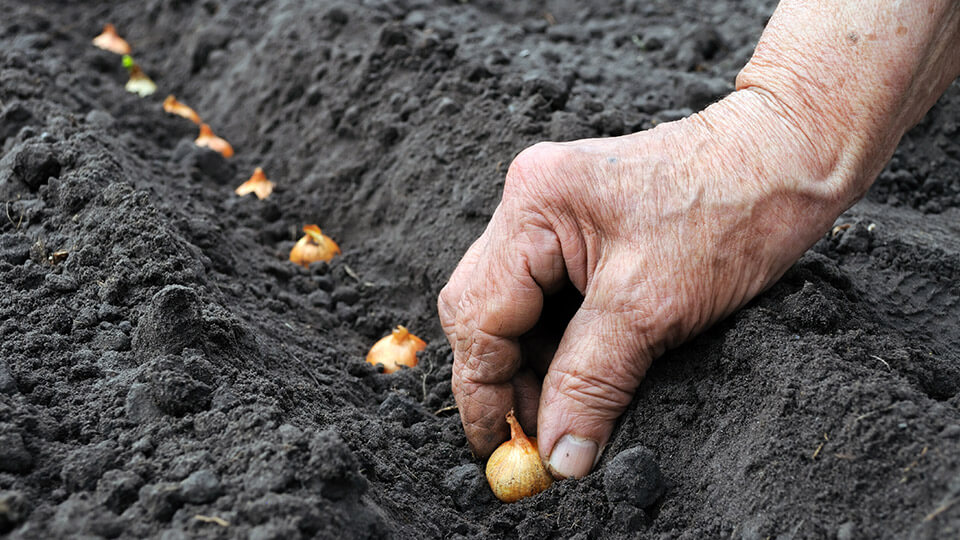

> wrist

[
  {"left": 734, "top": 65, "right": 884, "bottom": 207},
  {"left": 693, "top": 88, "right": 862, "bottom": 227},
  {"left": 732, "top": 0, "right": 960, "bottom": 209}
]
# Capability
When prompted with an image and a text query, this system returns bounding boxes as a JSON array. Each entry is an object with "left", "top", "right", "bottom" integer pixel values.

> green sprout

[{"left": 121, "top": 55, "right": 157, "bottom": 97}]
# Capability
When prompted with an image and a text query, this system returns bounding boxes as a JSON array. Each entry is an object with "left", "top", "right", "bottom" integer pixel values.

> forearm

[{"left": 735, "top": 0, "right": 960, "bottom": 206}]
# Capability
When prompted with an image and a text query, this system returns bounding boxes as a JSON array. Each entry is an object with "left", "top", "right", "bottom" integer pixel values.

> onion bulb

[
  {"left": 163, "top": 95, "right": 201, "bottom": 124},
  {"left": 289, "top": 225, "right": 340, "bottom": 267},
  {"left": 92, "top": 24, "right": 131, "bottom": 55},
  {"left": 235, "top": 167, "right": 275, "bottom": 200},
  {"left": 485, "top": 410, "right": 553, "bottom": 503},
  {"left": 195, "top": 123, "right": 234, "bottom": 158},
  {"left": 366, "top": 326, "right": 426, "bottom": 373},
  {"left": 122, "top": 55, "right": 156, "bottom": 97}
]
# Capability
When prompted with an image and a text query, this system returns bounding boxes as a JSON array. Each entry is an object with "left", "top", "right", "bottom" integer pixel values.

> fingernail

[{"left": 547, "top": 435, "right": 598, "bottom": 479}]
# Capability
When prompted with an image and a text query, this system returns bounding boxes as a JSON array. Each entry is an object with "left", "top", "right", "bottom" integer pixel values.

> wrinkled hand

[{"left": 438, "top": 89, "right": 855, "bottom": 479}]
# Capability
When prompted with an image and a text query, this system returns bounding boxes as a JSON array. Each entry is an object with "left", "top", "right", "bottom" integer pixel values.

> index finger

[{"left": 446, "top": 200, "right": 567, "bottom": 457}]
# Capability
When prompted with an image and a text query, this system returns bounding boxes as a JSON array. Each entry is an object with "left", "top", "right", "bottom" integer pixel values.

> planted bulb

[
  {"left": 122, "top": 55, "right": 156, "bottom": 97},
  {"left": 93, "top": 23, "right": 131, "bottom": 55},
  {"left": 366, "top": 326, "right": 426, "bottom": 373},
  {"left": 485, "top": 410, "right": 553, "bottom": 503},
  {"left": 289, "top": 225, "right": 340, "bottom": 267},
  {"left": 235, "top": 167, "right": 275, "bottom": 200},
  {"left": 163, "top": 95, "right": 201, "bottom": 124},
  {"left": 195, "top": 123, "right": 234, "bottom": 158}
]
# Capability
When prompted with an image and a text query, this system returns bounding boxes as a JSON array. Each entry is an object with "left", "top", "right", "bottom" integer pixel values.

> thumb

[{"left": 537, "top": 301, "right": 655, "bottom": 479}]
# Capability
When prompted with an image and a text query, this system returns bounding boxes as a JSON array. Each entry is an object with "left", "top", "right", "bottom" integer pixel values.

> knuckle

[
  {"left": 452, "top": 370, "right": 481, "bottom": 401},
  {"left": 503, "top": 142, "right": 566, "bottom": 199}
]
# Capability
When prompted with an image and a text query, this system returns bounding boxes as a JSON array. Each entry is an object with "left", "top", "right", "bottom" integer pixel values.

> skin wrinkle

[
  {"left": 742, "top": 34, "right": 853, "bottom": 138},
  {"left": 553, "top": 309, "right": 648, "bottom": 381},
  {"left": 585, "top": 274, "right": 671, "bottom": 352},
  {"left": 549, "top": 210, "right": 591, "bottom": 293},
  {"left": 555, "top": 203, "right": 599, "bottom": 294},
  {"left": 461, "top": 329, "right": 520, "bottom": 383},
  {"left": 463, "top": 254, "right": 538, "bottom": 337},
  {"left": 734, "top": 82, "right": 839, "bottom": 181},
  {"left": 453, "top": 370, "right": 506, "bottom": 409},
  {"left": 515, "top": 220, "right": 566, "bottom": 293},
  {"left": 540, "top": 97, "right": 840, "bottom": 452},
  {"left": 545, "top": 368, "right": 633, "bottom": 414},
  {"left": 452, "top": 374, "right": 487, "bottom": 401},
  {"left": 650, "top": 221, "right": 702, "bottom": 328},
  {"left": 460, "top": 392, "right": 510, "bottom": 437}
]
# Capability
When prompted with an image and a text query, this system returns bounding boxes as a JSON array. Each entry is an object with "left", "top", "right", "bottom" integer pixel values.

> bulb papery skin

[
  {"left": 365, "top": 326, "right": 426, "bottom": 373},
  {"left": 124, "top": 67, "right": 156, "bottom": 97},
  {"left": 195, "top": 124, "right": 234, "bottom": 158},
  {"left": 235, "top": 167, "right": 274, "bottom": 199},
  {"left": 93, "top": 24, "right": 131, "bottom": 55},
  {"left": 164, "top": 95, "right": 201, "bottom": 124},
  {"left": 485, "top": 411, "right": 553, "bottom": 503},
  {"left": 289, "top": 226, "right": 340, "bottom": 267}
]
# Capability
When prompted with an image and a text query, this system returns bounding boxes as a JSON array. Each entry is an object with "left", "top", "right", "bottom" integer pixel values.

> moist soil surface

[{"left": 1, "top": 1, "right": 959, "bottom": 538}]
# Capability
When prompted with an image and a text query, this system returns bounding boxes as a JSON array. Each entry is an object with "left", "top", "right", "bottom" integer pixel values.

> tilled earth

[{"left": 1, "top": 1, "right": 959, "bottom": 538}]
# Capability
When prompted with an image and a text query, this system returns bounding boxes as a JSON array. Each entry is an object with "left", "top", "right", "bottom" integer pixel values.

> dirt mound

[{"left": 1, "top": 1, "right": 958, "bottom": 538}]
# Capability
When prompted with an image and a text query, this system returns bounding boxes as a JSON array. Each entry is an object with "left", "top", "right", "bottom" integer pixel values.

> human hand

[
  {"left": 440, "top": 0, "right": 960, "bottom": 482},
  {"left": 438, "top": 89, "right": 857, "bottom": 478}
]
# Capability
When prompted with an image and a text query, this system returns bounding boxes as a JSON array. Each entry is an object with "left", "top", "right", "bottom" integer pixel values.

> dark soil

[{"left": 1, "top": 1, "right": 959, "bottom": 538}]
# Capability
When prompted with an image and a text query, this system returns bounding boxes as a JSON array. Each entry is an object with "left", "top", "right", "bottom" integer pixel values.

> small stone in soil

[
  {"left": 312, "top": 273, "right": 334, "bottom": 291},
  {"left": 150, "top": 367, "right": 213, "bottom": 416},
  {"left": 138, "top": 482, "right": 183, "bottom": 522},
  {"left": 95, "top": 469, "right": 144, "bottom": 513},
  {"left": 836, "top": 222, "right": 872, "bottom": 253},
  {"left": 307, "top": 289, "right": 332, "bottom": 308},
  {"left": 179, "top": 469, "right": 222, "bottom": 504},
  {"left": 12, "top": 141, "right": 61, "bottom": 191},
  {"left": 43, "top": 272, "right": 78, "bottom": 293},
  {"left": 378, "top": 392, "right": 432, "bottom": 427},
  {"left": 837, "top": 521, "right": 857, "bottom": 540},
  {"left": 306, "top": 430, "right": 367, "bottom": 500},
  {"left": 91, "top": 326, "right": 130, "bottom": 352},
  {"left": 603, "top": 445, "right": 665, "bottom": 509},
  {"left": 434, "top": 97, "right": 461, "bottom": 116},
  {"left": 444, "top": 464, "right": 495, "bottom": 510},
  {"left": 331, "top": 285, "right": 359, "bottom": 305},
  {"left": 125, "top": 382, "right": 163, "bottom": 424},
  {"left": 132, "top": 285, "right": 203, "bottom": 357}
]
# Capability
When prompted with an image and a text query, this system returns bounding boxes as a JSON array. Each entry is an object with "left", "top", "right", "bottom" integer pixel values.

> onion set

[
  {"left": 366, "top": 326, "right": 426, "bottom": 373},
  {"left": 485, "top": 410, "right": 553, "bottom": 503},
  {"left": 92, "top": 24, "right": 131, "bottom": 55},
  {"left": 163, "top": 95, "right": 201, "bottom": 124},
  {"left": 195, "top": 123, "right": 234, "bottom": 158},
  {"left": 122, "top": 55, "right": 156, "bottom": 97},
  {"left": 235, "top": 167, "right": 275, "bottom": 200},
  {"left": 289, "top": 225, "right": 340, "bottom": 267}
]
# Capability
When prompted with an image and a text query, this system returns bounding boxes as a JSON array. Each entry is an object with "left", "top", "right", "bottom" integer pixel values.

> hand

[{"left": 438, "top": 89, "right": 855, "bottom": 478}]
